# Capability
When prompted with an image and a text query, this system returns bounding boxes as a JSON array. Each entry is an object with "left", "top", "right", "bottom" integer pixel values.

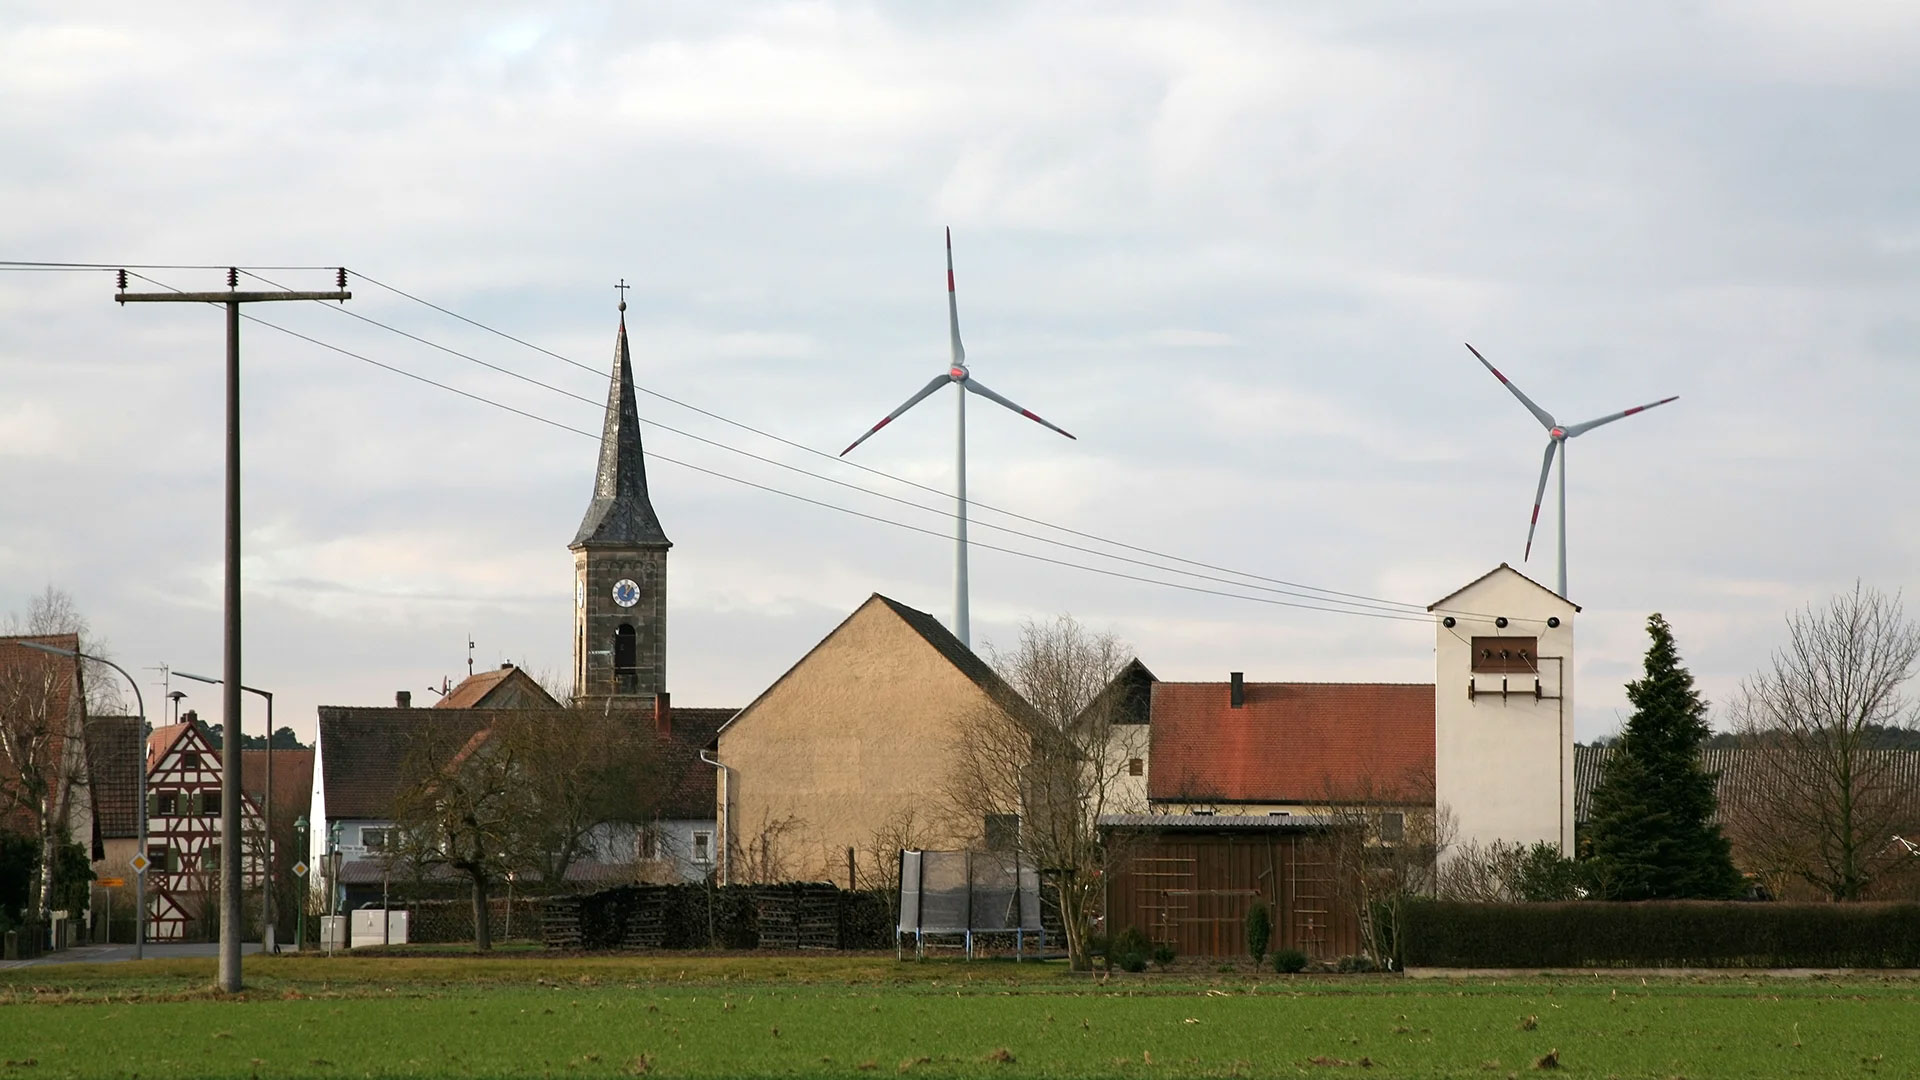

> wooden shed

[{"left": 1099, "top": 815, "right": 1360, "bottom": 960}]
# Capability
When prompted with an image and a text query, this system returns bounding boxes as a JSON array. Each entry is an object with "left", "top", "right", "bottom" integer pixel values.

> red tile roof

[
  {"left": 1148, "top": 682, "right": 1436, "bottom": 804},
  {"left": 434, "top": 665, "right": 560, "bottom": 710}
]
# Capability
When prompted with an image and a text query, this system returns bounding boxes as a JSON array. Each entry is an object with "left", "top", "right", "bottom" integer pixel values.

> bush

[
  {"left": 1245, "top": 902, "right": 1272, "bottom": 964},
  {"left": 1151, "top": 944, "right": 1175, "bottom": 969},
  {"left": 1117, "top": 950, "right": 1148, "bottom": 973},
  {"left": 1111, "top": 926, "right": 1150, "bottom": 961},
  {"left": 1403, "top": 900, "right": 1920, "bottom": 969},
  {"left": 1335, "top": 953, "right": 1379, "bottom": 973},
  {"left": 1272, "top": 948, "right": 1308, "bottom": 974}
]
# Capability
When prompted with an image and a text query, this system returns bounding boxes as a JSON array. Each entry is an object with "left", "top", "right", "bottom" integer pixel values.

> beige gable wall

[{"left": 714, "top": 597, "right": 1003, "bottom": 884}]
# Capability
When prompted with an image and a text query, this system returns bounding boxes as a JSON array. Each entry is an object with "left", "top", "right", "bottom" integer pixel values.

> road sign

[
  {"left": 129, "top": 853, "right": 150, "bottom": 874},
  {"left": 291, "top": 860, "right": 309, "bottom": 877},
  {"left": 98, "top": 877, "right": 126, "bottom": 888}
]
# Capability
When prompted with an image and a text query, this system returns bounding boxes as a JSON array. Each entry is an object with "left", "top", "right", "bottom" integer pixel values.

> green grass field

[{"left": 3, "top": 953, "right": 1916, "bottom": 1078}]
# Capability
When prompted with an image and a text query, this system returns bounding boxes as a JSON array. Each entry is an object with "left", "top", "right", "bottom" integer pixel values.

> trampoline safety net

[{"left": 896, "top": 850, "right": 1044, "bottom": 958}]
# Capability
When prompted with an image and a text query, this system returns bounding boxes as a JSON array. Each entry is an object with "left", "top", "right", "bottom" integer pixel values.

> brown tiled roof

[
  {"left": 434, "top": 665, "right": 561, "bottom": 710},
  {"left": 145, "top": 721, "right": 198, "bottom": 770},
  {"left": 317, "top": 705, "right": 736, "bottom": 823},
  {"left": 317, "top": 707, "right": 492, "bottom": 820},
  {"left": 84, "top": 715, "right": 143, "bottom": 840},
  {"left": 655, "top": 707, "right": 734, "bottom": 820},
  {"left": 240, "top": 748, "right": 314, "bottom": 828},
  {"left": 1148, "top": 681, "right": 1435, "bottom": 804}
]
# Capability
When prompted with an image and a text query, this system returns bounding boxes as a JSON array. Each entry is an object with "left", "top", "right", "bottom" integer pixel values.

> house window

[
  {"left": 361, "top": 827, "right": 394, "bottom": 852},
  {"left": 1378, "top": 812, "right": 1405, "bottom": 844},
  {"left": 154, "top": 791, "right": 178, "bottom": 817},
  {"left": 147, "top": 844, "right": 170, "bottom": 872},
  {"left": 984, "top": 814, "right": 1020, "bottom": 852},
  {"left": 203, "top": 791, "right": 222, "bottom": 817},
  {"left": 182, "top": 751, "right": 200, "bottom": 769},
  {"left": 691, "top": 831, "right": 713, "bottom": 864},
  {"left": 1128, "top": 758, "right": 1144, "bottom": 777},
  {"left": 1190, "top": 808, "right": 1215, "bottom": 816},
  {"left": 206, "top": 843, "right": 221, "bottom": 873}
]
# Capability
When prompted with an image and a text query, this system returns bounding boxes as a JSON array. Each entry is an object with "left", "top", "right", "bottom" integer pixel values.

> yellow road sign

[
  {"left": 98, "top": 877, "right": 126, "bottom": 888},
  {"left": 129, "top": 853, "right": 151, "bottom": 874}
]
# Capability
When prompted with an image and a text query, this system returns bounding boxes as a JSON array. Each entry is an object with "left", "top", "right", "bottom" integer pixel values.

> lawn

[{"left": 3, "top": 953, "right": 1916, "bottom": 1078}]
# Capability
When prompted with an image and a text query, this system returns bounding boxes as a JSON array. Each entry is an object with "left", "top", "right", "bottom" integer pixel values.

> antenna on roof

[
  {"left": 426, "top": 676, "right": 452, "bottom": 699},
  {"left": 467, "top": 636, "right": 475, "bottom": 678}
]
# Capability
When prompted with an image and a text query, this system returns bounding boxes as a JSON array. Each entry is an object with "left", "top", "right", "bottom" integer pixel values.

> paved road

[{"left": 1, "top": 941, "right": 267, "bottom": 969}]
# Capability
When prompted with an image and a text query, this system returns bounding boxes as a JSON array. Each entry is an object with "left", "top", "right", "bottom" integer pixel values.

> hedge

[{"left": 1403, "top": 900, "right": 1920, "bottom": 969}]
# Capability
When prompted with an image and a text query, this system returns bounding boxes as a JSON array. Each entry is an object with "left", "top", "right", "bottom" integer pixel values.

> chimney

[
  {"left": 653, "top": 691, "right": 672, "bottom": 737},
  {"left": 182, "top": 708, "right": 198, "bottom": 726},
  {"left": 396, "top": 690, "right": 412, "bottom": 708},
  {"left": 500, "top": 661, "right": 514, "bottom": 670},
  {"left": 1229, "top": 672, "right": 1245, "bottom": 709}
]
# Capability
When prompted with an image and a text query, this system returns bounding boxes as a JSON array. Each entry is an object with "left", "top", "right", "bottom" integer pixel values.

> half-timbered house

[{"left": 144, "top": 713, "right": 265, "bottom": 941}]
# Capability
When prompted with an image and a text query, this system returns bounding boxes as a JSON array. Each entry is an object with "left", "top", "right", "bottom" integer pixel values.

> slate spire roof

[{"left": 573, "top": 306, "right": 670, "bottom": 549}]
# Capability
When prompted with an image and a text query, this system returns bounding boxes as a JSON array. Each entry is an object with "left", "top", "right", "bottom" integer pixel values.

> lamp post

[
  {"left": 21, "top": 642, "right": 146, "bottom": 960},
  {"left": 174, "top": 671, "right": 274, "bottom": 951},
  {"left": 293, "top": 814, "right": 308, "bottom": 950}
]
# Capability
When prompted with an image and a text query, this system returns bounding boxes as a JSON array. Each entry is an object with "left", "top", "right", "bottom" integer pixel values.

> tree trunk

[{"left": 470, "top": 873, "right": 492, "bottom": 951}]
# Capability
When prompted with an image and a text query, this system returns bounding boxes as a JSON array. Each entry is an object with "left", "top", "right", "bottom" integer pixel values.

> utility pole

[{"left": 115, "top": 267, "right": 348, "bottom": 992}]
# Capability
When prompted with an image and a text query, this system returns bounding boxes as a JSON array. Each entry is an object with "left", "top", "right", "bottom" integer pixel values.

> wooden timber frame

[
  {"left": 1098, "top": 815, "right": 1359, "bottom": 960},
  {"left": 145, "top": 721, "right": 266, "bottom": 941}
]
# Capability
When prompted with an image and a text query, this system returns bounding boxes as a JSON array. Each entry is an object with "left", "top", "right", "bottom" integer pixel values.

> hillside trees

[
  {"left": 1583, "top": 614, "right": 1743, "bottom": 900},
  {"left": 1725, "top": 585, "right": 1920, "bottom": 900}
]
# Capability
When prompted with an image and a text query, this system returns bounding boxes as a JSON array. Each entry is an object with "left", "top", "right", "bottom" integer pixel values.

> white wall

[{"left": 1434, "top": 567, "right": 1577, "bottom": 856}]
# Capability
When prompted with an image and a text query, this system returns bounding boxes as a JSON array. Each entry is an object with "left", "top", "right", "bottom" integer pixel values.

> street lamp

[
  {"left": 294, "top": 814, "right": 308, "bottom": 950},
  {"left": 21, "top": 641, "right": 146, "bottom": 960},
  {"left": 174, "top": 671, "right": 275, "bottom": 952}
]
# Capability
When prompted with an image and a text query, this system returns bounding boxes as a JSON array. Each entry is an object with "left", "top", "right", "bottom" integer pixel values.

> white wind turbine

[
  {"left": 1465, "top": 343, "right": 1678, "bottom": 600},
  {"left": 841, "top": 228, "right": 1076, "bottom": 648}
]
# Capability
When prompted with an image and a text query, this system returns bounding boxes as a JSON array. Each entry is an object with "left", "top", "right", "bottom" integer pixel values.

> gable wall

[{"left": 716, "top": 600, "right": 998, "bottom": 884}]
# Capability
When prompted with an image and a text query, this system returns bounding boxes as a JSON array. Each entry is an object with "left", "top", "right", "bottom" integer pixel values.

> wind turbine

[
  {"left": 841, "top": 229, "right": 1076, "bottom": 648},
  {"left": 1465, "top": 343, "right": 1678, "bottom": 600}
]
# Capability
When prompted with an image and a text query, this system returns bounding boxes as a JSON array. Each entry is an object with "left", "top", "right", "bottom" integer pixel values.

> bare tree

[
  {"left": 944, "top": 615, "right": 1147, "bottom": 970},
  {"left": 500, "top": 709, "right": 676, "bottom": 887},
  {"left": 389, "top": 723, "right": 524, "bottom": 949},
  {"left": 0, "top": 634, "right": 87, "bottom": 930},
  {"left": 727, "top": 809, "right": 807, "bottom": 885},
  {"left": 1725, "top": 585, "right": 1920, "bottom": 900},
  {"left": 1317, "top": 767, "right": 1453, "bottom": 966},
  {"left": 7, "top": 587, "right": 123, "bottom": 714}
]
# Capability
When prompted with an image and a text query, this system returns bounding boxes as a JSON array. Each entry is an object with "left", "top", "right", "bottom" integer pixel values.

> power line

[
  {"left": 122, "top": 270, "right": 1434, "bottom": 625},
  {"left": 345, "top": 269, "right": 1441, "bottom": 615},
  {"left": 1, "top": 260, "right": 342, "bottom": 271},
  {"left": 237, "top": 270, "right": 1428, "bottom": 618}
]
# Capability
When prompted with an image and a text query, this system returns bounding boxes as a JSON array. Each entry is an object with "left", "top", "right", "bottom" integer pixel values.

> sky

[{"left": 2, "top": 1, "right": 1917, "bottom": 745}]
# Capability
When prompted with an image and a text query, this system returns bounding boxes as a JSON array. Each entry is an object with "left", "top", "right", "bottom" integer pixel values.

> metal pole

[
  {"left": 1557, "top": 438, "right": 1569, "bottom": 600},
  {"left": 132, "top": 677, "right": 146, "bottom": 961},
  {"left": 954, "top": 385, "right": 969, "bottom": 648},
  {"left": 219, "top": 297, "right": 243, "bottom": 993},
  {"left": 262, "top": 692, "right": 273, "bottom": 952}
]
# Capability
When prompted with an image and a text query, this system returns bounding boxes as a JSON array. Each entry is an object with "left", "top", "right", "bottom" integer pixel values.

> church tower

[{"left": 571, "top": 298, "right": 670, "bottom": 704}]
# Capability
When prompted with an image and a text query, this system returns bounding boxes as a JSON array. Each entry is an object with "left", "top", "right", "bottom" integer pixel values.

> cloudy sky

[{"left": 3, "top": 1, "right": 1916, "bottom": 743}]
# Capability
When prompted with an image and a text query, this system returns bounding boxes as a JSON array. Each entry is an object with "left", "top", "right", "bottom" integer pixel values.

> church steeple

[
  {"left": 571, "top": 295, "right": 671, "bottom": 704},
  {"left": 572, "top": 302, "right": 670, "bottom": 550}
]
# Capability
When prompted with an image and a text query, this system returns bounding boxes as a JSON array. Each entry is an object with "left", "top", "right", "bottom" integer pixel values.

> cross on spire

[{"left": 615, "top": 278, "right": 629, "bottom": 312}]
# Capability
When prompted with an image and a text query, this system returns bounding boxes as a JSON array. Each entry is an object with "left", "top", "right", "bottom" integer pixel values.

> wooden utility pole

[{"left": 115, "top": 268, "right": 349, "bottom": 992}]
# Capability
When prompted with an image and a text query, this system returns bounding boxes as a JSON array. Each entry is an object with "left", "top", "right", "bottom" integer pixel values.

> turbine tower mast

[{"left": 843, "top": 229, "right": 1076, "bottom": 647}]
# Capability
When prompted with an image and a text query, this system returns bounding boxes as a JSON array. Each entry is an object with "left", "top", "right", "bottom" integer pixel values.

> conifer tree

[{"left": 1583, "top": 614, "right": 1743, "bottom": 900}]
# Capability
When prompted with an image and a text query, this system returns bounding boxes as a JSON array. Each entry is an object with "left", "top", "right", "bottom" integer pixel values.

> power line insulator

[
  {"left": 227, "top": 266, "right": 238, "bottom": 288},
  {"left": 116, "top": 269, "right": 127, "bottom": 290},
  {"left": 337, "top": 267, "right": 348, "bottom": 290}
]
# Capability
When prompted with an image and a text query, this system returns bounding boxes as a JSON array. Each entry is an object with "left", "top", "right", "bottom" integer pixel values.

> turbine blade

[
  {"left": 946, "top": 226, "right": 965, "bottom": 367},
  {"left": 840, "top": 374, "right": 951, "bottom": 456},
  {"left": 961, "top": 377, "right": 1076, "bottom": 440},
  {"left": 1465, "top": 343, "right": 1556, "bottom": 430},
  {"left": 1562, "top": 395, "right": 1679, "bottom": 438},
  {"left": 1525, "top": 438, "right": 1558, "bottom": 561}
]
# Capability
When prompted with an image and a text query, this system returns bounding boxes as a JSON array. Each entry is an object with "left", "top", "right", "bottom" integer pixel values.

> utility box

[
  {"left": 349, "top": 908, "right": 408, "bottom": 948},
  {"left": 319, "top": 915, "right": 348, "bottom": 952}
]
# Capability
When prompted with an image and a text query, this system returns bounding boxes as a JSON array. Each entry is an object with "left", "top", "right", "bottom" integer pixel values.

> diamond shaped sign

[
  {"left": 291, "top": 860, "right": 309, "bottom": 878},
  {"left": 129, "top": 853, "right": 150, "bottom": 874}
]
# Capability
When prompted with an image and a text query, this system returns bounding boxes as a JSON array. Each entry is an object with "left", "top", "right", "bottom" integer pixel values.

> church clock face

[{"left": 611, "top": 578, "right": 641, "bottom": 608}]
